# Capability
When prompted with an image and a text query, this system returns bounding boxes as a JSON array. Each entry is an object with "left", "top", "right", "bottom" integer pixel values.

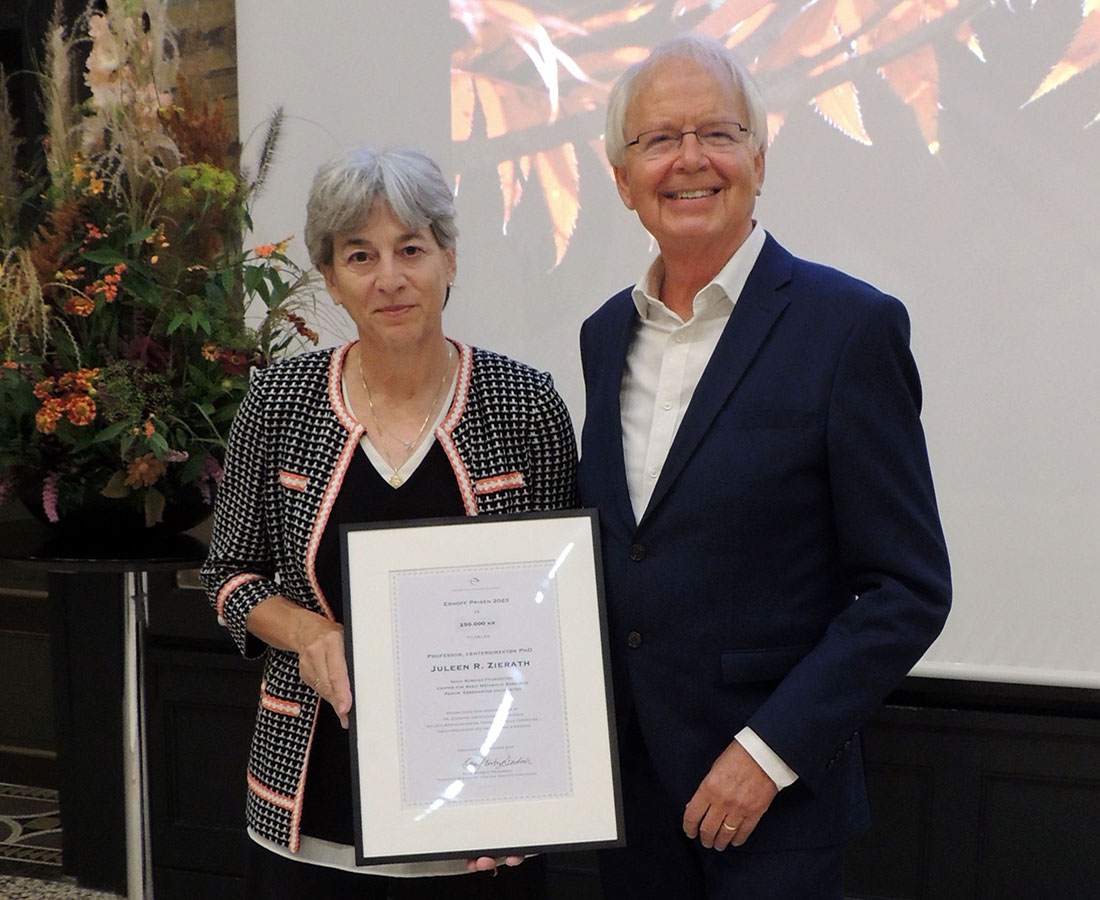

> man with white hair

[{"left": 578, "top": 34, "right": 951, "bottom": 899}]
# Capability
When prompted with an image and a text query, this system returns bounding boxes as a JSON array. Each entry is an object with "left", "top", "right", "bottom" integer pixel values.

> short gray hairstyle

[
  {"left": 304, "top": 146, "right": 458, "bottom": 269},
  {"left": 604, "top": 34, "right": 768, "bottom": 167}
]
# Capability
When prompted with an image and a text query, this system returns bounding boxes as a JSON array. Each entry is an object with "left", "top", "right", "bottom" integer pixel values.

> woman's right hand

[
  {"left": 246, "top": 595, "right": 354, "bottom": 728},
  {"left": 295, "top": 613, "right": 353, "bottom": 728}
]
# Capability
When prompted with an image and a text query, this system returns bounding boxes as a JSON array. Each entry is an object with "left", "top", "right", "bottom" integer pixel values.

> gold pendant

[{"left": 389, "top": 473, "right": 403, "bottom": 487}]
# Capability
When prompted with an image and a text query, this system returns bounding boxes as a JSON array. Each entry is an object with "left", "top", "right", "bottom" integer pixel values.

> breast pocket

[
  {"left": 278, "top": 469, "right": 310, "bottom": 492},
  {"left": 473, "top": 471, "right": 526, "bottom": 495},
  {"left": 473, "top": 470, "right": 528, "bottom": 508}
]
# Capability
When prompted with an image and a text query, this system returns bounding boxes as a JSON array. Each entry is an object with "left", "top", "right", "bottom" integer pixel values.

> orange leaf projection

[
  {"left": 497, "top": 156, "right": 531, "bottom": 233},
  {"left": 813, "top": 81, "right": 872, "bottom": 145},
  {"left": 451, "top": 0, "right": 1100, "bottom": 265},
  {"left": 879, "top": 44, "right": 941, "bottom": 154},
  {"left": 533, "top": 143, "right": 581, "bottom": 267},
  {"left": 1027, "top": 3, "right": 1100, "bottom": 124}
]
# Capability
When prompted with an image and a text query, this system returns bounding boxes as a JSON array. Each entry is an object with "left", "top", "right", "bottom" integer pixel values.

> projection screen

[{"left": 235, "top": 0, "right": 1100, "bottom": 689}]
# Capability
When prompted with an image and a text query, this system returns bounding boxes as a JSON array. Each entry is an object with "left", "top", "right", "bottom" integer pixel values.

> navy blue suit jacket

[{"left": 578, "top": 233, "right": 951, "bottom": 851}]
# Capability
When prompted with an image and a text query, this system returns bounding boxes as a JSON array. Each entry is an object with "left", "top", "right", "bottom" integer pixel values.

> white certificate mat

[{"left": 341, "top": 509, "right": 622, "bottom": 864}]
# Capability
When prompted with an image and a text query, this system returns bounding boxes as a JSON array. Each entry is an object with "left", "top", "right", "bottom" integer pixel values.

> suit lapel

[
  {"left": 586, "top": 290, "right": 639, "bottom": 530},
  {"left": 640, "top": 235, "right": 793, "bottom": 524}
]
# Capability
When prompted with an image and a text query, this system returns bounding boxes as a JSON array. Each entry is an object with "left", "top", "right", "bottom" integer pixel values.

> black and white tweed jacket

[{"left": 200, "top": 340, "right": 577, "bottom": 850}]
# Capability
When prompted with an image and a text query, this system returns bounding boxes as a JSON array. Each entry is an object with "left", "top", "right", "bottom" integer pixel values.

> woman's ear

[{"left": 319, "top": 264, "right": 339, "bottom": 302}]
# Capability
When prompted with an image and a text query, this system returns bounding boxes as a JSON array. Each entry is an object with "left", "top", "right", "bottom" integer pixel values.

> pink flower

[
  {"left": 42, "top": 473, "right": 61, "bottom": 523},
  {"left": 197, "top": 455, "right": 224, "bottom": 504},
  {"left": 0, "top": 469, "right": 15, "bottom": 509},
  {"left": 84, "top": 15, "right": 123, "bottom": 111}
]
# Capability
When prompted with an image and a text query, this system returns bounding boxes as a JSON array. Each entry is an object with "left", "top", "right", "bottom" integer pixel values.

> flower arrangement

[{"left": 0, "top": 0, "right": 319, "bottom": 529}]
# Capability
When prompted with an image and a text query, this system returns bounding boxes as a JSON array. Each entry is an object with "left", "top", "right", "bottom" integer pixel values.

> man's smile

[{"left": 662, "top": 188, "right": 721, "bottom": 200}]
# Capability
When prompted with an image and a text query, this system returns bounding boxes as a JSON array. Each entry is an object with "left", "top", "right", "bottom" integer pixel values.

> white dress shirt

[{"left": 619, "top": 223, "right": 798, "bottom": 790}]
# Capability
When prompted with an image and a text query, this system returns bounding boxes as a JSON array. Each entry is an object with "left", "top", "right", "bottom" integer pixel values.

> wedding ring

[{"left": 720, "top": 821, "right": 738, "bottom": 832}]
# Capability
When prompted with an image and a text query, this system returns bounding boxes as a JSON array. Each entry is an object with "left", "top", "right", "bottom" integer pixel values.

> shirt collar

[{"left": 630, "top": 223, "right": 767, "bottom": 323}]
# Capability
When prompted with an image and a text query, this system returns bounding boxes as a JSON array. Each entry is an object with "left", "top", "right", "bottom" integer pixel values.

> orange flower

[
  {"left": 33, "top": 377, "right": 56, "bottom": 400},
  {"left": 143, "top": 419, "right": 156, "bottom": 437},
  {"left": 1, "top": 361, "right": 18, "bottom": 370},
  {"left": 65, "top": 394, "right": 97, "bottom": 426},
  {"left": 287, "top": 312, "right": 319, "bottom": 343},
  {"left": 57, "top": 368, "right": 100, "bottom": 393},
  {"left": 35, "top": 399, "right": 65, "bottom": 434},
  {"left": 85, "top": 223, "right": 105, "bottom": 240},
  {"left": 201, "top": 342, "right": 221, "bottom": 361},
  {"left": 125, "top": 453, "right": 166, "bottom": 488},
  {"left": 253, "top": 243, "right": 276, "bottom": 258},
  {"left": 91, "top": 277, "right": 119, "bottom": 302},
  {"left": 74, "top": 367, "right": 100, "bottom": 392},
  {"left": 64, "top": 293, "right": 96, "bottom": 316}
]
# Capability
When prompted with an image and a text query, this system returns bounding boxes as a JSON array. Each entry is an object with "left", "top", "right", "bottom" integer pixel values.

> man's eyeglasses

[{"left": 625, "top": 122, "right": 750, "bottom": 158}]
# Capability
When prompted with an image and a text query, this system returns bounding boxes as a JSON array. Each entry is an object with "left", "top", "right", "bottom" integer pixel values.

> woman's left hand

[{"left": 466, "top": 855, "right": 526, "bottom": 873}]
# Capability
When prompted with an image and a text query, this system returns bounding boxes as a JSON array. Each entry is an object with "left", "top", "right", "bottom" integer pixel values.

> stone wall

[{"left": 168, "top": 0, "right": 238, "bottom": 138}]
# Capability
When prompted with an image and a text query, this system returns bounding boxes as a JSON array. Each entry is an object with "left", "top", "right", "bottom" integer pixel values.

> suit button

[
  {"left": 627, "top": 631, "right": 643, "bottom": 649},
  {"left": 628, "top": 544, "right": 646, "bottom": 561}
]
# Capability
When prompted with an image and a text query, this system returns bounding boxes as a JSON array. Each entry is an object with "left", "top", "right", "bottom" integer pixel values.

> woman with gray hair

[{"left": 202, "top": 146, "right": 573, "bottom": 899}]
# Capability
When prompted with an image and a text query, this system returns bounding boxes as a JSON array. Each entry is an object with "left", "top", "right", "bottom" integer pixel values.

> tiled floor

[
  {"left": 0, "top": 873, "right": 123, "bottom": 900},
  {"left": 0, "top": 783, "right": 122, "bottom": 899},
  {"left": 0, "top": 783, "right": 61, "bottom": 869}
]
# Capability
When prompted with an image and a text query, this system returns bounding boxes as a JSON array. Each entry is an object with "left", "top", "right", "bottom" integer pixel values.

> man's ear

[
  {"left": 613, "top": 165, "right": 637, "bottom": 211},
  {"left": 753, "top": 149, "right": 766, "bottom": 197}
]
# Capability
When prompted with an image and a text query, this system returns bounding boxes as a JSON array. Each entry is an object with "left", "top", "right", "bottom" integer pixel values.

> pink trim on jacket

[
  {"left": 216, "top": 572, "right": 262, "bottom": 622},
  {"left": 277, "top": 470, "right": 309, "bottom": 492},
  {"left": 247, "top": 772, "right": 296, "bottom": 812},
  {"left": 288, "top": 342, "right": 363, "bottom": 849},
  {"left": 259, "top": 680, "right": 302, "bottom": 717},
  {"left": 437, "top": 340, "right": 478, "bottom": 515},
  {"left": 302, "top": 344, "right": 362, "bottom": 622},
  {"left": 474, "top": 471, "right": 525, "bottom": 494}
]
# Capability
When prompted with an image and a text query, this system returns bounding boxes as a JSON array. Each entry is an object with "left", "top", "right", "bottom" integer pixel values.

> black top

[{"left": 299, "top": 440, "right": 464, "bottom": 843}]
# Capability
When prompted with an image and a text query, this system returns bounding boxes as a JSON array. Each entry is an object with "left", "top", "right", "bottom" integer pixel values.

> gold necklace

[{"left": 359, "top": 344, "right": 453, "bottom": 487}]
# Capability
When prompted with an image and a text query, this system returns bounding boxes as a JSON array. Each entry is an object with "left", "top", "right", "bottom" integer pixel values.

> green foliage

[{"left": 0, "top": 0, "right": 320, "bottom": 525}]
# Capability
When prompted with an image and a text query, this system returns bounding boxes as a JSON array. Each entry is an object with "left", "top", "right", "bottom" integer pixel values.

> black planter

[{"left": 19, "top": 480, "right": 214, "bottom": 538}]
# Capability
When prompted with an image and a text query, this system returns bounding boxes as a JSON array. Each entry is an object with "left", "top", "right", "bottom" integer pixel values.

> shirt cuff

[{"left": 735, "top": 727, "right": 799, "bottom": 790}]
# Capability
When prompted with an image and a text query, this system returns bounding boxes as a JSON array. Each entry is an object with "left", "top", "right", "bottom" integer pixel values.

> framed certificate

[{"left": 341, "top": 509, "right": 623, "bottom": 865}]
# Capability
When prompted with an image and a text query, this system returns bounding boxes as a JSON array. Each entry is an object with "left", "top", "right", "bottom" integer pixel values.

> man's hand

[{"left": 683, "top": 739, "right": 778, "bottom": 850}]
